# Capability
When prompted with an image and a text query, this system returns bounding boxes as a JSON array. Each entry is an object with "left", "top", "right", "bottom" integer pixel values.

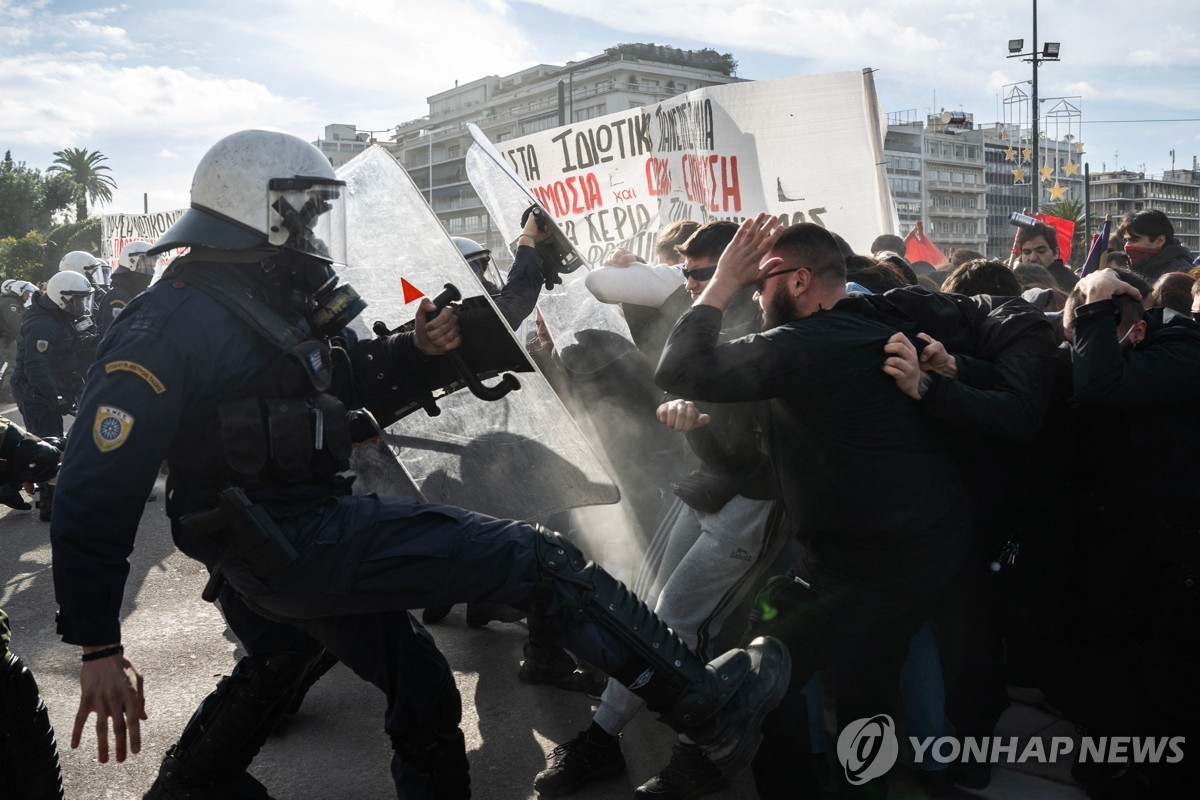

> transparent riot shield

[
  {"left": 336, "top": 146, "right": 618, "bottom": 521},
  {"left": 465, "top": 124, "right": 636, "bottom": 372}
]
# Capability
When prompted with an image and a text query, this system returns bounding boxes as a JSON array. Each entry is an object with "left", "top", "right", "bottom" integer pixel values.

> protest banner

[
  {"left": 469, "top": 69, "right": 896, "bottom": 266},
  {"left": 100, "top": 210, "right": 187, "bottom": 267}
]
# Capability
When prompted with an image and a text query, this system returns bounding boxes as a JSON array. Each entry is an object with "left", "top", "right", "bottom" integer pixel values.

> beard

[{"left": 762, "top": 290, "right": 796, "bottom": 330}]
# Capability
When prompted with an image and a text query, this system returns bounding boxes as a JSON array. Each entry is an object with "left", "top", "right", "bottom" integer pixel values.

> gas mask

[{"left": 280, "top": 251, "right": 366, "bottom": 337}]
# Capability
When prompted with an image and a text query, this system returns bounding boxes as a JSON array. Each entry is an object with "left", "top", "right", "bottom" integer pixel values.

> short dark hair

[
  {"left": 656, "top": 220, "right": 701, "bottom": 257},
  {"left": 949, "top": 248, "right": 985, "bottom": 268},
  {"left": 845, "top": 256, "right": 908, "bottom": 293},
  {"left": 1016, "top": 223, "right": 1059, "bottom": 254},
  {"left": 771, "top": 223, "right": 847, "bottom": 287},
  {"left": 1120, "top": 209, "right": 1175, "bottom": 244},
  {"left": 942, "top": 258, "right": 1022, "bottom": 297},
  {"left": 870, "top": 234, "right": 906, "bottom": 255},
  {"left": 1150, "top": 272, "right": 1195, "bottom": 314},
  {"left": 677, "top": 220, "right": 737, "bottom": 262}
]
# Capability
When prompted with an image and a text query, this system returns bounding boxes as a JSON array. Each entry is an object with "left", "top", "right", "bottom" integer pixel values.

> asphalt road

[{"left": 1, "top": 401, "right": 761, "bottom": 800}]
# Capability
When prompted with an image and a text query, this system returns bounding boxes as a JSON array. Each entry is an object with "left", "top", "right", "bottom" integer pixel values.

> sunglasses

[
  {"left": 681, "top": 265, "right": 717, "bottom": 281},
  {"left": 754, "top": 267, "right": 804, "bottom": 294}
]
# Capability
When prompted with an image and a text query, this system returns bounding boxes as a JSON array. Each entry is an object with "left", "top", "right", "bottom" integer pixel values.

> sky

[{"left": 2, "top": 0, "right": 1198, "bottom": 216}]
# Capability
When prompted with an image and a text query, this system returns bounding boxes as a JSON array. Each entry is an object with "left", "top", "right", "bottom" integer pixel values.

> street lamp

[{"left": 1007, "top": 0, "right": 1060, "bottom": 210}]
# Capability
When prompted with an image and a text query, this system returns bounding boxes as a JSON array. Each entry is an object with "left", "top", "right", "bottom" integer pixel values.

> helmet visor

[
  {"left": 63, "top": 289, "right": 94, "bottom": 319},
  {"left": 267, "top": 177, "right": 347, "bottom": 264}
]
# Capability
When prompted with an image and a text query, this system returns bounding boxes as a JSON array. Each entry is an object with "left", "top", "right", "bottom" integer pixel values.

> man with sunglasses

[{"left": 656, "top": 215, "right": 970, "bottom": 799}]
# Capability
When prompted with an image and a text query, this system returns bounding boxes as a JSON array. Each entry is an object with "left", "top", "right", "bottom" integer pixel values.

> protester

[
  {"left": 1148, "top": 271, "right": 1195, "bottom": 314},
  {"left": 656, "top": 216, "right": 969, "bottom": 799},
  {"left": 1015, "top": 223, "right": 1078, "bottom": 291},
  {"left": 1118, "top": 209, "right": 1194, "bottom": 282},
  {"left": 941, "top": 258, "right": 1022, "bottom": 297}
]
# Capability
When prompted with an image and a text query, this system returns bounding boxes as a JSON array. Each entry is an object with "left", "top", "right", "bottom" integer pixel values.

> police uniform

[
  {"left": 11, "top": 292, "right": 93, "bottom": 438},
  {"left": 0, "top": 288, "right": 25, "bottom": 392},
  {"left": 96, "top": 267, "right": 152, "bottom": 337}
]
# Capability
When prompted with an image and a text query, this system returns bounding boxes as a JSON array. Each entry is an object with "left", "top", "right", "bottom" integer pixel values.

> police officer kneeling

[{"left": 49, "top": 130, "right": 789, "bottom": 799}]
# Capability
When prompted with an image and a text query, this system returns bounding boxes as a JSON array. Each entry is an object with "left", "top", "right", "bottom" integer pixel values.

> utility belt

[{"left": 180, "top": 487, "right": 299, "bottom": 602}]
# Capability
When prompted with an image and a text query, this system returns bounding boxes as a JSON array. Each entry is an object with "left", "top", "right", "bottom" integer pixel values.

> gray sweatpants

[{"left": 594, "top": 495, "right": 784, "bottom": 735}]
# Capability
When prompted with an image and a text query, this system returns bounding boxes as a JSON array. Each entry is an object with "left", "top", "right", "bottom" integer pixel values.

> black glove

[
  {"left": 9, "top": 436, "right": 61, "bottom": 484},
  {"left": 54, "top": 395, "right": 75, "bottom": 416},
  {"left": 0, "top": 481, "right": 32, "bottom": 510}
]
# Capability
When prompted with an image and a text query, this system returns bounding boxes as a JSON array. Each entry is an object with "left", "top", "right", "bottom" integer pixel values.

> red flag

[
  {"left": 1032, "top": 212, "right": 1076, "bottom": 264},
  {"left": 903, "top": 221, "right": 947, "bottom": 265},
  {"left": 400, "top": 277, "right": 424, "bottom": 304}
]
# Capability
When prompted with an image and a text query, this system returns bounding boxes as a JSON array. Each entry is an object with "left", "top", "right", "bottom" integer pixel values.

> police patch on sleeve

[
  {"left": 93, "top": 405, "right": 134, "bottom": 452},
  {"left": 36, "top": 339, "right": 49, "bottom": 353},
  {"left": 104, "top": 360, "right": 165, "bottom": 394}
]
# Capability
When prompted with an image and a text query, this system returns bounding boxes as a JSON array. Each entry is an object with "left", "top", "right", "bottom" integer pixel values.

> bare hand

[
  {"left": 882, "top": 332, "right": 925, "bottom": 400},
  {"left": 414, "top": 299, "right": 462, "bottom": 356},
  {"left": 603, "top": 248, "right": 638, "bottom": 268},
  {"left": 915, "top": 333, "right": 957, "bottom": 378},
  {"left": 1077, "top": 269, "right": 1142, "bottom": 305},
  {"left": 73, "top": 652, "right": 146, "bottom": 763},
  {"left": 656, "top": 399, "right": 711, "bottom": 433},
  {"left": 714, "top": 213, "right": 785, "bottom": 290}
]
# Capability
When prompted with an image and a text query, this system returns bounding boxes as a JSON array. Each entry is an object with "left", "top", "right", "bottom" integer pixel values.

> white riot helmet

[
  {"left": 148, "top": 129, "right": 346, "bottom": 263},
  {"left": 59, "top": 250, "right": 108, "bottom": 285},
  {"left": 45, "top": 270, "right": 95, "bottom": 320},
  {"left": 118, "top": 241, "right": 157, "bottom": 275},
  {"left": 3, "top": 279, "right": 36, "bottom": 296},
  {"left": 451, "top": 236, "right": 502, "bottom": 286}
]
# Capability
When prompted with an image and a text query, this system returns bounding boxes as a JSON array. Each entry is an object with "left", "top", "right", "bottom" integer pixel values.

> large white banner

[
  {"left": 99, "top": 210, "right": 186, "bottom": 266},
  {"left": 477, "top": 69, "right": 895, "bottom": 263}
]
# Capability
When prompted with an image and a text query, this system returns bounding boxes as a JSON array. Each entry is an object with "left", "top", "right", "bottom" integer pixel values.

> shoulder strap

[{"left": 173, "top": 260, "right": 332, "bottom": 391}]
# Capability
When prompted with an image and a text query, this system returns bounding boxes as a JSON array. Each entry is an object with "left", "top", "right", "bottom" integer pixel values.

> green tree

[
  {"left": 0, "top": 231, "right": 50, "bottom": 283},
  {"left": 47, "top": 147, "right": 117, "bottom": 222},
  {"left": 42, "top": 217, "right": 102, "bottom": 281},
  {"left": 1040, "top": 196, "right": 1086, "bottom": 266},
  {"left": 0, "top": 150, "right": 73, "bottom": 237}
]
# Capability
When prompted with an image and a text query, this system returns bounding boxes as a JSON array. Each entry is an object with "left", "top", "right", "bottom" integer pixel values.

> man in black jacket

[
  {"left": 1017, "top": 222, "right": 1078, "bottom": 291},
  {"left": 1055, "top": 268, "right": 1200, "bottom": 797},
  {"left": 656, "top": 217, "right": 970, "bottom": 798}
]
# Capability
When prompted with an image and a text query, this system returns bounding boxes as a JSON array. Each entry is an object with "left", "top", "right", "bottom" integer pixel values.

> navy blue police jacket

[
  {"left": 12, "top": 293, "right": 92, "bottom": 403},
  {"left": 49, "top": 271, "right": 427, "bottom": 646}
]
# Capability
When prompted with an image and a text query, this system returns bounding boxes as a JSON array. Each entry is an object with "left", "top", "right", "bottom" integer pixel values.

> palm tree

[{"left": 47, "top": 147, "right": 117, "bottom": 222}]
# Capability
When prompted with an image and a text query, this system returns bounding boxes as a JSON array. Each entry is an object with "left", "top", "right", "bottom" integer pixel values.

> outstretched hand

[
  {"left": 73, "top": 652, "right": 146, "bottom": 763},
  {"left": 714, "top": 213, "right": 785, "bottom": 290},
  {"left": 414, "top": 299, "right": 462, "bottom": 356},
  {"left": 882, "top": 332, "right": 928, "bottom": 400}
]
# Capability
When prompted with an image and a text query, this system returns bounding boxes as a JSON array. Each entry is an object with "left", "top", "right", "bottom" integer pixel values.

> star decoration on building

[
  {"left": 1039, "top": 166, "right": 1053, "bottom": 182},
  {"left": 1022, "top": 147, "right": 1032, "bottom": 162},
  {"left": 1013, "top": 167, "right": 1027, "bottom": 182},
  {"left": 1064, "top": 161, "right": 1080, "bottom": 176},
  {"left": 1005, "top": 146, "right": 1016, "bottom": 161},
  {"left": 1076, "top": 141, "right": 1085, "bottom": 153},
  {"left": 1049, "top": 180, "right": 1067, "bottom": 201},
  {"left": 1001, "top": 129, "right": 1008, "bottom": 139}
]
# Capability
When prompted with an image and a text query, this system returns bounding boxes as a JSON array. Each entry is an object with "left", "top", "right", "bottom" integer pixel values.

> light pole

[{"left": 1007, "top": 0, "right": 1059, "bottom": 211}]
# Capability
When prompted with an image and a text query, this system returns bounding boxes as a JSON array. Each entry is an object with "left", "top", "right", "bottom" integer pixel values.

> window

[
  {"left": 573, "top": 104, "right": 605, "bottom": 122},
  {"left": 519, "top": 111, "right": 558, "bottom": 136}
]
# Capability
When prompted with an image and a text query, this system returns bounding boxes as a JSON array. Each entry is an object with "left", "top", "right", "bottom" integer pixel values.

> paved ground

[{"left": 2, "top": 400, "right": 1089, "bottom": 799}]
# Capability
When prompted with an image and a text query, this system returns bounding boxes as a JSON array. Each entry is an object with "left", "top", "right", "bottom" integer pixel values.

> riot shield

[
  {"left": 465, "top": 124, "right": 637, "bottom": 372},
  {"left": 335, "top": 146, "right": 618, "bottom": 521}
]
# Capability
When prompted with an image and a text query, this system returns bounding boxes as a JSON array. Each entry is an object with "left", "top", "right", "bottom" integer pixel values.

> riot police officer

[
  {"left": 50, "top": 130, "right": 788, "bottom": 799},
  {"left": 0, "top": 279, "right": 35, "bottom": 401},
  {"left": 11, "top": 270, "right": 94, "bottom": 520},
  {"left": 59, "top": 250, "right": 110, "bottom": 299},
  {"left": 1, "top": 414, "right": 64, "bottom": 797},
  {"left": 97, "top": 242, "right": 157, "bottom": 336}
]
